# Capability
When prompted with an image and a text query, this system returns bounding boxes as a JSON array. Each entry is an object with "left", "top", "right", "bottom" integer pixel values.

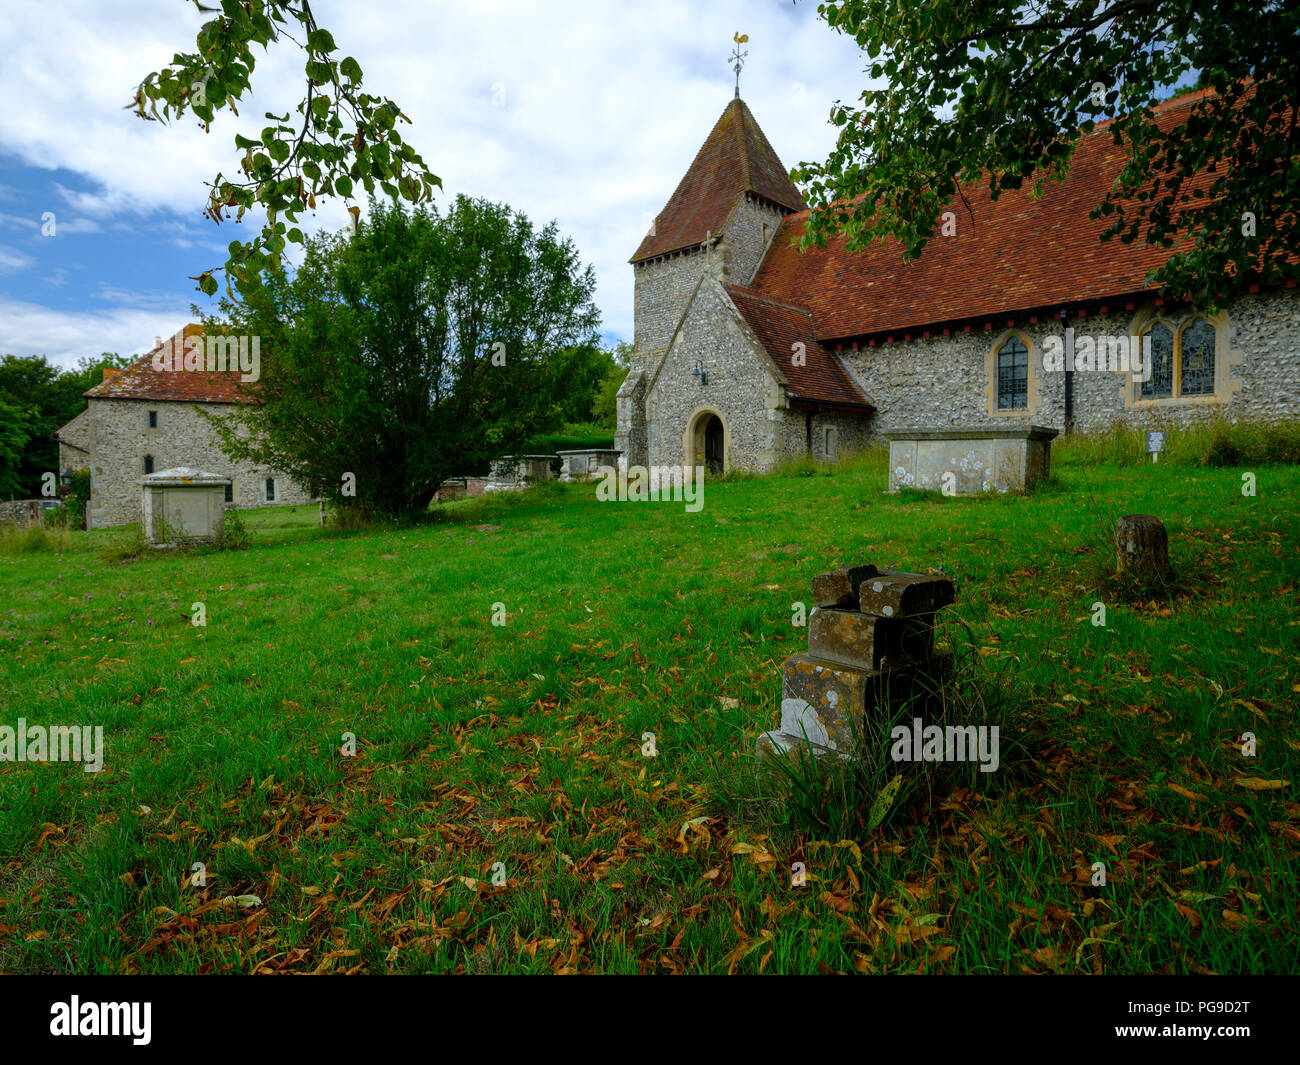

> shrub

[
  {"left": 209, "top": 508, "right": 250, "bottom": 551},
  {"left": 1204, "top": 425, "right": 1246, "bottom": 467},
  {"left": 520, "top": 430, "right": 615, "bottom": 455},
  {"left": 64, "top": 470, "right": 91, "bottom": 530}
]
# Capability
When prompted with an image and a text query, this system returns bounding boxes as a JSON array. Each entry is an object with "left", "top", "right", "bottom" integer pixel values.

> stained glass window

[
  {"left": 1181, "top": 318, "right": 1216, "bottom": 396},
  {"left": 997, "top": 338, "right": 1028, "bottom": 409},
  {"left": 1141, "top": 322, "right": 1173, "bottom": 399}
]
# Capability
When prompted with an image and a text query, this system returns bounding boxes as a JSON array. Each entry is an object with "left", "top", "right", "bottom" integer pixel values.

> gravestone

[
  {"left": 758, "top": 565, "right": 956, "bottom": 761},
  {"left": 557, "top": 449, "right": 622, "bottom": 483}
]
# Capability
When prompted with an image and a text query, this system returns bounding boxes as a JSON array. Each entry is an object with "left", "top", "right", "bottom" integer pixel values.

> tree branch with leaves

[
  {"left": 792, "top": 0, "right": 1299, "bottom": 310},
  {"left": 128, "top": 0, "right": 440, "bottom": 298}
]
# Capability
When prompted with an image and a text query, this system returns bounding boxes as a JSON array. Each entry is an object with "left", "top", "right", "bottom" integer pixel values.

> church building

[{"left": 616, "top": 90, "right": 1300, "bottom": 473}]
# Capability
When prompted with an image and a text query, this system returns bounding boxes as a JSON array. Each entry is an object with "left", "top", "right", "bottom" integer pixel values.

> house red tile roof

[
  {"left": 749, "top": 91, "right": 1231, "bottom": 341},
  {"left": 632, "top": 97, "right": 806, "bottom": 263},
  {"left": 85, "top": 324, "right": 253, "bottom": 403},
  {"left": 726, "top": 285, "right": 872, "bottom": 409}
]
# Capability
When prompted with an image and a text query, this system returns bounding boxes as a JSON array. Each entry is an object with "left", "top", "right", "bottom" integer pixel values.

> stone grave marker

[{"left": 758, "top": 565, "right": 956, "bottom": 761}]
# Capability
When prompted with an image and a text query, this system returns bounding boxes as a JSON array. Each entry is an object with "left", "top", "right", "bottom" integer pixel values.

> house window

[
  {"left": 224, "top": 483, "right": 233, "bottom": 504},
  {"left": 143, "top": 455, "right": 154, "bottom": 474},
  {"left": 148, "top": 410, "right": 157, "bottom": 428},
  {"left": 996, "top": 338, "right": 1028, "bottom": 409},
  {"left": 265, "top": 478, "right": 275, "bottom": 502},
  {"left": 1139, "top": 316, "right": 1217, "bottom": 400}
]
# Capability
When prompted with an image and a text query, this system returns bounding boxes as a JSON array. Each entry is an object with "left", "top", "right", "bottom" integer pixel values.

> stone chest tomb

[
  {"left": 884, "top": 426, "right": 1058, "bottom": 495},
  {"left": 140, "top": 467, "right": 231, "bottom": 545}
]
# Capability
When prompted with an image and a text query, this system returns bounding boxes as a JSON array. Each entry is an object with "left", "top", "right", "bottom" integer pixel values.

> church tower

[
  {"left": 630, "top": 96, "right": 806, "bottom": 352},
  {"left": 617, "top": 95, "right": 806, "bottom": 465}
]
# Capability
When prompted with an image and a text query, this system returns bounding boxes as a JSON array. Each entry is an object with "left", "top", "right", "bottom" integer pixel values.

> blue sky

[{"left": 0, "top": 0, "right": 873, "bottom": 369}]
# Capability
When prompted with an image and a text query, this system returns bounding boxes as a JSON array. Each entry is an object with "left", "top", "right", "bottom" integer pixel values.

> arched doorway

[
  {"left": 703, "top": 415, "right": 724, "bottom": 473},
  {"left": 685, "top": 408, "right": 728, "bottom": 474}
]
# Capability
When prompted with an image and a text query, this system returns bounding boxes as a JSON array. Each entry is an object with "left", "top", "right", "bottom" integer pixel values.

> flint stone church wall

[
  {"left": 645, "top": 280, "right": 785, "bottom": 471},
  {"left": 838, "top": 289, "right": 1300, "bottom": 439}
]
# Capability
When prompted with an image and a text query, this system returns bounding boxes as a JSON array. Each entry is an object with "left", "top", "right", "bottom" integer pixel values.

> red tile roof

[
  {"left": 85, "top": 324, "right": 253, "bottom": 404},
  {"left": 726, "top": 285, "right": 871, "bottom": 409},
  {"left": 750, "top": 92, "right": 1229, "bottom": 340},
  {"left": 632, "top": 97, "right": 806, "bottom": 263}
]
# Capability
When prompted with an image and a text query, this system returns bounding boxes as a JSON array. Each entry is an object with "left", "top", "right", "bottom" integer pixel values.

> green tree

[
  {"left": 129, "top": 0, "right": 439, "bottom": 296},
  {"left": 0, "top": 353, "right": 127, "bottom": 496},
  {"left": 202, "top": 195, "right": 600, "bottom": 519},
  {"left": 549, "top": 342, "right": 614, "bottom": 428},
  {"left": 590, "top": 341, "right": 632, "bottom": 431},
  {"left": 0, "top": 398, "right": 35, "bottom": 499},
  {"left": 793, "top": 0, "right": 1299, "bottom": 309}
]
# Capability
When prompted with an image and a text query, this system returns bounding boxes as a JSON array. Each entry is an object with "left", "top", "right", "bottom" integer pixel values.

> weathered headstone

[
  {"left": 811, "top": 565, "right": 880, "bottom": 608},
  {"left": 807, "top": 608, "right": 934, "bottom": 671},
  {"left": 758, "top": 565, "right": 956, "bottom": 762}
]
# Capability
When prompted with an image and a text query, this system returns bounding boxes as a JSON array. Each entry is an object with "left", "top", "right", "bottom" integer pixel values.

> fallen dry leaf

[{"left": 1235, "top": 777, "right": 1288, "bottom": 791}]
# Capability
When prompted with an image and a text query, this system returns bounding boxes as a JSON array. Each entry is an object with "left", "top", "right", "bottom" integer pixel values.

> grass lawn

[{"left": 0, "top": 450, "right": 1296, "bottom": 974}]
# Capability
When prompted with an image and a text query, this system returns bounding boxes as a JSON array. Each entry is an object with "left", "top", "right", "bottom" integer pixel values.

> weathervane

[{"left": 730, "top": 32, "right": 749, "bottom": 98}]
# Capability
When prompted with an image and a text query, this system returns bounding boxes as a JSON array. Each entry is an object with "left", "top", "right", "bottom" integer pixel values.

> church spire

[
  {"left": 629, "top": 91, "right": 806, "bottom": 264},
  {"left": 730, "top": 33, "right": 748, "bottom": 99}
]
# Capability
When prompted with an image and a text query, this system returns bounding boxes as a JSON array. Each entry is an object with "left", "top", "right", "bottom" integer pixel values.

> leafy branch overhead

[
  {"left": 792, "top": 0, "right": 1299, "bottom": 310},
  {"left": 127, "top": 0, "right": 440, "bottom": 297}
]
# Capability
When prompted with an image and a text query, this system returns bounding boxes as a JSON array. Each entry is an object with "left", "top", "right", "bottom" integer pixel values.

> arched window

[
  {"left": 1141, "top": 322, "right": 1174, "bottom": 399},
  {"left": 1138, "top": 315, "right": 1220, "bottom": 400},
  {"left": 1180, "top": 317, "right": 1216, "bottom": 396},
  {"left": 996, "top": 338, "right": 1028, "bottom": 409}
]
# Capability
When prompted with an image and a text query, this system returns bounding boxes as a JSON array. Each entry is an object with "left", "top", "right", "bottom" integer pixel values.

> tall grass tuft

[
  {"left": 1056, "top": 416, "right": 1300, "bottom": 467},
  {"left": 0, "top": 523, "right": 75, "bottom": 555},
  {"left": 763, "top": 444, "right": 889, "bottom": 482}
]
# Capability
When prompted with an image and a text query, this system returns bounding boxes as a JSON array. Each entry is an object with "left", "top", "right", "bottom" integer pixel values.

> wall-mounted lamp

[{"left": 692, "top": 360, "right": 707, "bottom": 385}]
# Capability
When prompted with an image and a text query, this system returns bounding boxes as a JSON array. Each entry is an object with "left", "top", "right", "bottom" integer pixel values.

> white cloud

[
  {"left": 0, "top": 211, "right": 39, "bottom": 231},
  {"left": 0, "top": 295, "right": 190, "bottom": 367},
  {"left": 0, "top": 244, "right": 35, "bottom": 272},
  {"left": 0, "top": 0, "right": 876, "bottom": 343}
]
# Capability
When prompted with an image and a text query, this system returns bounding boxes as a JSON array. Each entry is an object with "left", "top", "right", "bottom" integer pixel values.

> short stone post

[
  {"left": 758, "top": 564, "right": 956, "bottom": 761},
  {"left": 1115, "top": 514, "right": 1170, "bottom": 580}
]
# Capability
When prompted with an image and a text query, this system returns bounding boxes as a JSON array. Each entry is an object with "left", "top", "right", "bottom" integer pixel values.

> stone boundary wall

[
  {"left": 432, "top": 477, "right": 491, "bottom": 502},
  {"left": 0, "top": 500, "right": 45, "bottom": 528}
]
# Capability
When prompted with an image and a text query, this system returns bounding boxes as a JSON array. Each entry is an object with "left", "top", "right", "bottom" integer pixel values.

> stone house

[
  {"left": 616, "top": 90, "right": 1300, "bottom": 473},
  {"left": 57, "top": 324, "right": 313, "bottom": 529},
  {"left": 55, "top": 406, "right": 92, "bottom": 474}
]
